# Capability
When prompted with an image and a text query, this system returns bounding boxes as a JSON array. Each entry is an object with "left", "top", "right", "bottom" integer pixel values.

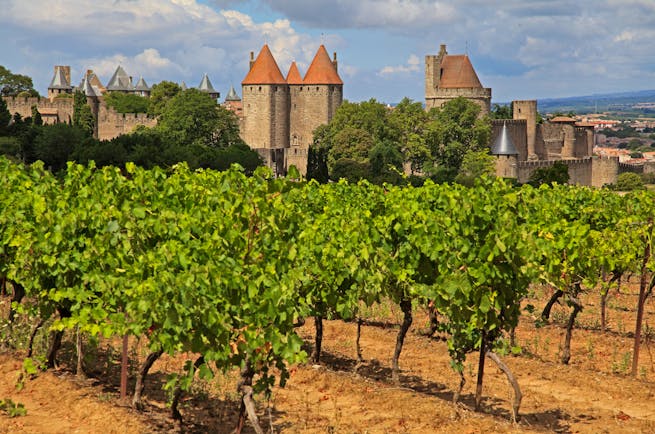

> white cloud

[{"left": 378, "top": 55, "right": 420, "bottom": 76}]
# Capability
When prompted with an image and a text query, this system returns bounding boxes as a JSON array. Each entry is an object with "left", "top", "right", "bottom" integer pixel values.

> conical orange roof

[
  {"left": 439, "top": 55, "right": 483, "bottom": 88},
  {"left": 286, "top": 61, "right": 303, "bottom": 84},
  {"left": 303, "top": 45, "right": 343, "bottom": 85},
  {"left": 242, "top": 45, "right": 286, "bottom": 85}
]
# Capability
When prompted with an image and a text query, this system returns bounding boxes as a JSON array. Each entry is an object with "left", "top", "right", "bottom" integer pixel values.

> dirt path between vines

[{"left": 0, "top": 297, "right": 654, "bottom": 433}]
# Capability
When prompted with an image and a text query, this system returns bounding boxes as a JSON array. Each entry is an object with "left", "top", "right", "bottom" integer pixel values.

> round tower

[{"left": 491, "top": 122, "right": 519, "bottom": 179}]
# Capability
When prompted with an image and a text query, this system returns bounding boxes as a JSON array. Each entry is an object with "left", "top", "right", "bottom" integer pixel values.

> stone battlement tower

[
  {"left": 425, "top": 44, "right": 491, "bottom": 116},
  {"left": 241, "top": 44, "right": 343, "bottom": 175}
]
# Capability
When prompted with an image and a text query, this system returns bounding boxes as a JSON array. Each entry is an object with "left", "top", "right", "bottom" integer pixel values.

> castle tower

[
  {"left": 241, "top": 44, "right": 290, "bottom": 175},
  {"left": 287, "top": 45, "right": 343, "bottom": 175},
  {"left": 512, "top": 100, "right": 537, "bottom": 160},
  {"left": 47, "top": 65, "right": 72, "bottom": 101},
  {"left": 490, "top": 122, "right": 519, "bottom": 179},
  {"left": 425, "top": 44, "right": 491, "bottom": 116},
  {"left": 106, "top": 66, "right": 134, "bottom": 93},
  {"left": 133, "top": 76, "right": 151, "bottom": 97},
  {"left": 198, "top": 73, "right": 220, "bottom": 101}
]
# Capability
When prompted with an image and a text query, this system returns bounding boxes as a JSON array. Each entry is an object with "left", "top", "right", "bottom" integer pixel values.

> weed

[
  {"left": 0, "top": 398, "right": 27, "bottom": 417},
  {"left": 586, "top": 338, "right": 595, "bottom": 361}
]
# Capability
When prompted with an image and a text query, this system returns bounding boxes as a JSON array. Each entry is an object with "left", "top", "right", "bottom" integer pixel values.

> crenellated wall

[
  {"left": 96, "top": 105, "right": 157, "bottom": 141},
  {"left": 517, "top": 158, "right": 593, "bottom": 185},
  {"left": 3, "top": 96, "right": 74, "bottom": 125}
]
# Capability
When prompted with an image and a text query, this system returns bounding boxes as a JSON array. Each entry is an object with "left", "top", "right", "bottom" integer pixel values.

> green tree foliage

[
  {"left": 490, "top": 103, "right": 512, "bottom": 119},
  {"left": 72, "top": 91, "right": 95, "bottom": 137},
  {"left": 424, "top": 97, "right": 491, "bottom": 181},
  {"left": 156, "top": 89, "right": 222, "bottom": 147},
  {"left": 103, "top": 92, "right": 150, "bottom": 114},
  {"left": 34, "top": 124, "right": 87, "bottom": 172},
  {"left": 0, "top": 98, "right": 11, "bottom": 135},
  {"left": 0, "top": 66, "right": 38, "bottom": 97},
  {"left": 614, "top": 172, "right": 645, "bottom": 191},
  {"left": 30, "top": 105, "right": 42, "bottom": 126},
  {"left": 528, "top": 161, "right": 570, "bottom": 187},
  {"left": 454, "top": 150, "right": 496, "bottom": 186},
  {"left": 148, "top": 81, "right": 181, "bottom": 117},
  {"left": 388, "top": 98, "right": 429, "bottom": 172}
]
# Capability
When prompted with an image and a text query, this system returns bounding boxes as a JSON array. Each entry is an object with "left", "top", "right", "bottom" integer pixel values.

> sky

[{"left": 1, "top": 0, "right": 654, "bottom": 104}]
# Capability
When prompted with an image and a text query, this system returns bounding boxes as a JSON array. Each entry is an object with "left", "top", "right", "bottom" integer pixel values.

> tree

[
  {"left": 148, "top": 81, "right": 181, "bottom": 117},
  {"left": 72, "top": 91, "right": 95, "bottom": 137},
  {"left": 368, "top": 140, "right": 404, "bottom": 185},
  {"left": 388, "top": 98, "right": 429, "bottom": 173},
  {"left": 455, "top": 150, "right": 496, "bottom": 186},
  {"left": 424, "top": 97, "right": 491, "bottom": 181},
  {"left": 0, "top": 98, "right": 10, "bottom": 135},
  {"left": 0, "top": 66, "right": 38, "bottom": 97},
  {"left": 156, "top": 89, "right": 222, "bottom": 147},
  {"left": 328, "top": 126, "right": 375, "bottom": 173},
  {"left": 490, "top": 104, "right": 512, "bottom": 119},
  {"left": 528, "top": 161, "right": 570, "bottom": 187},
  {"left": 31, "top": 105, "right": 43, "bottom": 126},
  {"left": 34, "top": 124, "right": 86, "bottom": 172},
  {"left": 103, "top": 92, "right": 150, "bottom": 114},
  {"left": 614, "top": 172, "right": 645, "bottom": 191}
]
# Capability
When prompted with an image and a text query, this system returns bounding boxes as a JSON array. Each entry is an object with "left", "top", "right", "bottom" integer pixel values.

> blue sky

[{"left": 1, "top": 0, "right": 654, "bottom": 104}]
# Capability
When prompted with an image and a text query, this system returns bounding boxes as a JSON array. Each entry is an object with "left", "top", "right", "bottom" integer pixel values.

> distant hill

[{"left": 496, "top": 90, "right": 655, "bottom": 115}]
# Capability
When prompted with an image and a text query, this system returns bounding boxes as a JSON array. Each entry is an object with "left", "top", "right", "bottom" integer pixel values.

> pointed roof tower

[
  {"left": 225, "top": 85, "right": 241, "bottom": 101},
  {"left": 180, "top": 81, "right": 188, "bottom": 91},
  {"left": 286, "top": 61, "right": 303, "bottom": 85},
  {"left": 134, "top": 76, "right": 150, "bottom": 91},
  {"left": 198, "top": 73, "right": 217, "bottom": 93},
  {"left": 106, "top": 65, "right": 133, "bottom": 91},
  {"left": 491, "top": 122, "right": 518, "bottom": 156},
  {"left": 303, "top": 45, "right": 343, "bottom": 85},
  {"left": 49, "top": 66, "right": 72, "bottom": 90},
  {"left": 242, "top": 45, "right": 286, "bottom": 85},
  {"left": 78, "top": 73, "right": 100, "bottom": 97},
  {"left": 439, "top": 55, "right": 483, "bottom": 88}
]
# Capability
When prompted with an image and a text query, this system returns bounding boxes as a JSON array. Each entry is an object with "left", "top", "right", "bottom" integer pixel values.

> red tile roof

[
  {"left": 439, "top": 55, "right": 482, "bottom": 88},
  {"left": 303, "top": 45, "right": 343, "bottom": 85},
  {"left": 242, "top": 45, "right": 286, "bottom": 85},
  {"left": 286, "top": 61, "right": 303, "bottom": 84}
]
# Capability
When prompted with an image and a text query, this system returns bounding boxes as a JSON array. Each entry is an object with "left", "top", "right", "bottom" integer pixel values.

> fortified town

[{"left": 2, "top": 43, "right": 621, "bottom": 186}]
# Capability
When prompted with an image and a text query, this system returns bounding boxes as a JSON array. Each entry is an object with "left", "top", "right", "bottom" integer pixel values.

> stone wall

[
  {"left": 4, "top": 96, "right": 74, "bottom": 124},
  {"left": 96, "top": 105, "right": 157, "bottom": 141},
  {"left": 517, "top": 158, "right": 593, "bottom": 185},
  {"left": 241, "top": 84, "right": 287, "bottom": 153},
  {"left": 592, "top": 156, "right": 619, "bottom": 187},
  {"left": 491, "top": 119, "right": 528, "bottom": 161},
  {"left": 512, "top": 100, "right": 537, "bottom": 158},
  {"left": 426, "top": 87, "right": 491, "bottom": 115}
]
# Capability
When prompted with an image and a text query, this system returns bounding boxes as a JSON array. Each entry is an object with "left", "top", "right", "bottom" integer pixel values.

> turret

[{"left": 491, "top": 122, "right": 519, "bottom": 179}]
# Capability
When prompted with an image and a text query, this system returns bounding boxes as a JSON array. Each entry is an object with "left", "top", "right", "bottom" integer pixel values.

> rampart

[
  {"left": 3, "top": 96, "right": 74, "bottom": 124},
  {"left": 517, "top": 158, "right": 592, "bottom": 185},
  {"left": 96, "top": 105, "right": 157, "bottom": 141}
]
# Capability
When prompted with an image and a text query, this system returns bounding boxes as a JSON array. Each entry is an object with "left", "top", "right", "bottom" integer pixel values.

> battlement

[
  {"left": 491, "top": 119, "right": 526, "bottom": 127},
  {"left": 517, "top": 157, "right": 592, "bottom": 168},
  {"left": 3, "top": 96, "right": 74, "bottom": 110}
]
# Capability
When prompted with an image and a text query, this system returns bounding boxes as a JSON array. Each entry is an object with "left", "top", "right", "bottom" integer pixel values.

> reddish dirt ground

[{"left": 1, "top": 281, "right": 654, "bottom": 433}]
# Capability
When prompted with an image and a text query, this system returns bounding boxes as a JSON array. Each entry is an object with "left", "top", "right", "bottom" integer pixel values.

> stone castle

[
  {"left": 239, "top": 44, "right": 343, "bottom": 175},
  {"left": 3, "top": 42, "right": 621, "bottom": 186},
  {"left": 425, "top": 44, "right": 619, "bottom": 186},
  {"left": 2, "top": 46, "right": 343, "bottom": 176}
]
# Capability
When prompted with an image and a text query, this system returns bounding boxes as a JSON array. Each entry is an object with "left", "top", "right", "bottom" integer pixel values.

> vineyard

[{"left": 1, "top": 157, "right": 654, "bottom": 433}]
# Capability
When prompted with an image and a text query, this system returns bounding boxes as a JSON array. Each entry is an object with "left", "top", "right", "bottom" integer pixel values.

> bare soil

[{"left": 1, "top": 281, "right": 654, "bottom": 433}]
